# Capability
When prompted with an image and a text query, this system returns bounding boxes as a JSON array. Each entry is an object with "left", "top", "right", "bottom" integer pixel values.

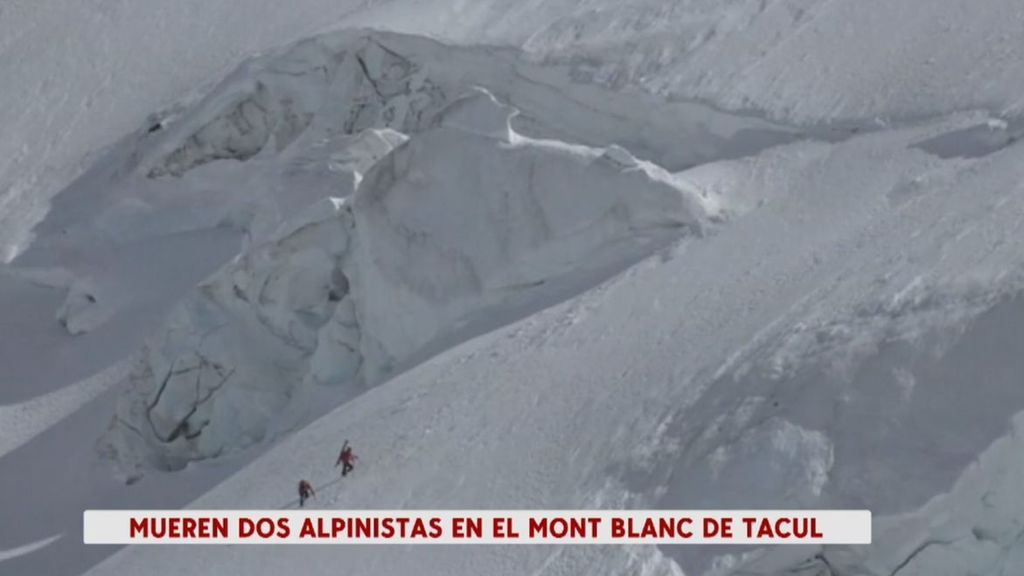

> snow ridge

[{"left": 103, "top": 76, "right": 705, "bottom": 476}]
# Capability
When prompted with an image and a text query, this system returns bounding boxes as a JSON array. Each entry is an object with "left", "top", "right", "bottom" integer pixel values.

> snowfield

[
  {"left": 3, "top": 2, "right": 1024, "bottom": 576},
  {"left": 86, "top": 108, "right": 1024, "bottom": 576}
]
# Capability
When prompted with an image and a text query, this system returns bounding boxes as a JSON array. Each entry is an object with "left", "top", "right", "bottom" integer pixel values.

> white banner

[{"left": 84, "top": 510, "right": 871, "bottom": 545}]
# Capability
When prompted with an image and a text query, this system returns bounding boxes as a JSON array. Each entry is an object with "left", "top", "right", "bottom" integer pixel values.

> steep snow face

[
  {"left": 88, "top": 110, "right": 1024, "bottom": 576},
  {"left": 70, "top": 25, "right": 810, "bottom": 479},
  {"left": 10, "top": 4, "right": 1024, "bottom": 576},
  {"left": 1, "top": 28, "right": 797, "bottom": 576},
  {"left": 3, "top": 22, "right": 802, "bottom": 411},
  {"left": 348, "top": 88, "right": 703, "bottom": 373},
  {"left": 103, "top": 86, "right": 705, "bottom": 477}
]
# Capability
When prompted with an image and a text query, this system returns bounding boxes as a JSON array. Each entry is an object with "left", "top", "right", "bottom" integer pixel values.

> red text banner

[{"left": 84, "top": 510, "right": 871, "bottom": 545}]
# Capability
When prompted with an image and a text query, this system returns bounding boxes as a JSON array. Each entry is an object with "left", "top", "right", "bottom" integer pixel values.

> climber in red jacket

[{"left": 336, "top": 440, "right": 358, "bottom": 477}]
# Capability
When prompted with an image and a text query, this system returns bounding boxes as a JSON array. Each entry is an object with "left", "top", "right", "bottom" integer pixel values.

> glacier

[
  {"left": 3, "top": 2, "right": 1024, "bottom": 576},
  {"left": 90, "top": 107, "right": 1024, "bottom": 576},
  {"left": 103, "top": 82, "right": 705, "bottom": 477}
]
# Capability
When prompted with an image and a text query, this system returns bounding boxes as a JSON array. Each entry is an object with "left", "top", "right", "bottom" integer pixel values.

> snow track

[
  {"left": 0, "top": 360, "right": 129, "bottom": 459},
  {"left": 0, "top": 534, "right": 62, "bottom": 564}
]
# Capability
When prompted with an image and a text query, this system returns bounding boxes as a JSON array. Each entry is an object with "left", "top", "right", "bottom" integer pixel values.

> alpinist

[
  {"left": 336, "top": 440, "right": 358, "bottom": 477},
  {"left": 298, "top": 479, "right": 315, "bottom": 507}
]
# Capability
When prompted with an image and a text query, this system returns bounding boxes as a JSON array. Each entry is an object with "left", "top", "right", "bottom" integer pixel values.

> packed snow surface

[{"left": 4, "top": 2, "right": 1024, "bottom": 576}]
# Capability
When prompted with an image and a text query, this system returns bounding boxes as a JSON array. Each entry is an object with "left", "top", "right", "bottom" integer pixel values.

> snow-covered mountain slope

[
  {"left": 7, "top": 26, "right": 762, "bottom": 482},
  {"left": 10, "top": 27, "right": 758, "bottom": 382},
  {"left": 3, "top": 24, "right": 798, "bottom": 575},
  {"left": 103, "top": 83, "right": 705, "bottom": 478},
  {"left": 8, "top": 0, "right": 1024, "bottom": 261},
  {"left": 6, "top": 2, "right": 1024, "bottom": 576},
  {"left": 0, "top": 0, "right": 391, "bottom": 262},
  {"left": 88, "top": 111, "right": 1024, "bottom": 575},
  {"left": 356, "top": 0, "right": 1024, "bottom": 123}
]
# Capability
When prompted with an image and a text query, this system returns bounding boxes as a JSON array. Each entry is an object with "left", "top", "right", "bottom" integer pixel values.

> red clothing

[{"left": 336, "top": 443, "right": 358, "bottom": 475}]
